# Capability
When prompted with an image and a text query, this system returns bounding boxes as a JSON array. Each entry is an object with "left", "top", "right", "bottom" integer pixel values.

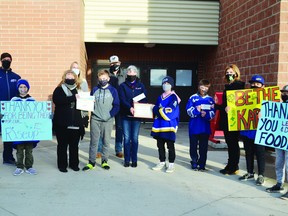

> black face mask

[
  {"left": 126, "top": 75, "right": 137, "bottom": 82},
  {"left": 1, "top": 60, "right": 11, "bottom": 70},
  {"left": 250, "top": 86, "right": 258, "bottom": 89},
  {"left": 109, "top": 65, "right": 120, "bottom": 73},
  {"left": 225, "top": 74, "right": 235, "bottom": 82},
  {"left": 65, "top": 79, "right": 75, "bottom": 85},
  {"left": 281, "top": 95, "right": 288, "bottom": 103}
]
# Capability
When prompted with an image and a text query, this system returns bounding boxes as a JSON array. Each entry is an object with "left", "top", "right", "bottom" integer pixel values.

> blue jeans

[
  {"left": 275, "top": 149, "right": 288, "bottom": 184},
  {"left": 122, "top": 117, "right": 141, "bottom": 163},
  {"left": 189, "top": 134, "right": 209, "bottom": 169}
]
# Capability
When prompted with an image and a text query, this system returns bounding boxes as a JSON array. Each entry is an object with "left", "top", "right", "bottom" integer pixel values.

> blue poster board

[
  {"left": 0, "top": 101, "right": 52, "bottom": 142},
  {"left": 255, "top": 100, "right": 288, "bottom": 151}
]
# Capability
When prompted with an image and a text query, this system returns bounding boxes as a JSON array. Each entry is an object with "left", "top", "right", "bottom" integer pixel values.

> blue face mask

[
  {"left": 162, "top": 83, "right": 172, "bottom": 92},
  {"left": 99, "top": 79, "right": 108, "bottom": 87}
]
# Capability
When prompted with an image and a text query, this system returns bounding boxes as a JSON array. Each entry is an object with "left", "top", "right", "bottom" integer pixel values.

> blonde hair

[
  {"left": 58, "top": 70, "right": 81, "bottom": 89},
  {"left": 223, "top": 64, "right": 241, "bottom": 82},
  {"left": 98, "top": 69, "right": 110, "bottom": 77},
  {"left": 70, "top": 61, "right": 85, "bottom": 82}
]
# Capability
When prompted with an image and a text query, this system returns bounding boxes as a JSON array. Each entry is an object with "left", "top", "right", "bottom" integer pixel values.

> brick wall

[
  {"left": 278, "top": 1, "right": 288, "bottom": 88},
  {"left": 0, "top": 0, "right": 87, "bottom": 101},
  {"left": 205, "top": 0, "right": 284, "bottom": 94}
]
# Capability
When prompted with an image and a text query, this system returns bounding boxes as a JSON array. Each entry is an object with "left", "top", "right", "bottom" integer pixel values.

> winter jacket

[
  {"left": 0, "top": 67, "right": 21, "bottom": 101},
  {"left": 118, "top": 78, "right": 147, "bottom": 117}
]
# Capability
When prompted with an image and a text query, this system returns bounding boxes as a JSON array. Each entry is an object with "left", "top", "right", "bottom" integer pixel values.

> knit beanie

[
  {"left": 17, "top": 79, "right": 30, "bottom": 91},
  {"left": 162, "top": 76, "right": 174, "bottom": 87}
]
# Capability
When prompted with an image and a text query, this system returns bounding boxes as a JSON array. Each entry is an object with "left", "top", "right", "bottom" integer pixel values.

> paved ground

[{"left": 0, "top": 123, "right": 288, "bottom": 216}]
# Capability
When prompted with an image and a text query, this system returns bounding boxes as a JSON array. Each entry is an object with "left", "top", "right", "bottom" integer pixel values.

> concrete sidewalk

[{"left": 0, "top": 123, "right": 287, "bottom": 216}]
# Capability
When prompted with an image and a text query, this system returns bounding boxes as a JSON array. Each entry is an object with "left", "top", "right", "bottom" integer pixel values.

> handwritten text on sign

[
  {"left": 0, "top": 101, "right": 52, "bottom": 142},
  {"left": 226, "top": 86, "right": 280, "bottom": 131},
  {"left": 255, "top": 101, "right": 288, "bottom": 151}
]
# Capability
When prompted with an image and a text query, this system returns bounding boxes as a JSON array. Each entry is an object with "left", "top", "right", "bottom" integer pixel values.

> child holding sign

[
  {"left": 186, "top": 79, "right": 215, "bottom": 171},
  {"left": 239, "top": 75, "right": 266, "bottom": 185},
  {"left": 11, "top": 79, "right": 38, "bottom": 176},
  {"left": 266, "top": 85, "right": 288, "bottom": 200}
]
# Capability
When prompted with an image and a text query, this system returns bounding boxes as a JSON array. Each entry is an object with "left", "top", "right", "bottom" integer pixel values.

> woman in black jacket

[
  {"left": 215, "top": 64, "right": 245, "bottom": 175},
  {"left": 53, "top": 70, "right": 86, "bottom": 173}
]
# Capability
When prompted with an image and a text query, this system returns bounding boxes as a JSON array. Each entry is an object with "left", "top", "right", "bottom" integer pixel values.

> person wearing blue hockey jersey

[
  {"left": 186, "top": 79, "right": 215, "bottom": 171},
  {"left": 151, "top": 76, "right": 181, "bottom": 173}
]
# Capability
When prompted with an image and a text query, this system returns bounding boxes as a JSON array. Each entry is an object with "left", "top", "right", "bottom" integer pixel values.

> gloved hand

[{"left": 80, "top": 126, "right": 85, "bottom": 140}]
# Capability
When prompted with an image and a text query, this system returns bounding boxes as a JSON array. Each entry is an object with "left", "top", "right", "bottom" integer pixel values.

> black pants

[
  {"left": 156, "top": 138, "right": 175, "bottom": 163},
  {"left": 55, "top": 126, "right": 80, "bottom": 170},
  {"left": 224, "top": 130, "right": 240, "bottom": 171},
  {"left": 3, "top": 142, "right": 14, "bottom": 162},
  {"left": 243, "top": 137, "right": 265, "bottom": 175}
]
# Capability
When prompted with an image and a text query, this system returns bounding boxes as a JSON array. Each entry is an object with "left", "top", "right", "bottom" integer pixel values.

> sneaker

[
  {"left": 82, "top": 161, "right": 95, "bottom": 171},
  {"left": 239, "top": 173, "right": 254, "bottom": 181},
  {"left": 13, "top": 168, "right": 24, "bottom": 176},
  {"left": 256, "top": 175, "right": 265, "bottom": 185},
  {"left": 124, "top": 162, "right": 130, "bottom": 167},
  {"left": 26, "top": 168, "right": 37, "bottom": 175},
  {"left": 266, "top": 183, "right": 284, "bottom": 193},
  {"left": 152, "top": 162, "right": 166, "bottom": 171},
  {"left": 280, "top": 192, "right": 288, "bottom": 200},
  {"left": 101, "top": 160, "right": 110, "bottom": 170},
  {"left": 166, "top": 163, "right": 175, "bottom": 173},
  {"left": 116, "top": 152, "right": 123, "bottom": 158}
]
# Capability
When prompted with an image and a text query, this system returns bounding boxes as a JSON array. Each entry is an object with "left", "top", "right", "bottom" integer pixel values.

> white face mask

[
  {"left": 72, "top": 68, "right": 80, "bottom": 76},
  {"left": 162, "top": 83, "right": 172, "bottom": 92}
]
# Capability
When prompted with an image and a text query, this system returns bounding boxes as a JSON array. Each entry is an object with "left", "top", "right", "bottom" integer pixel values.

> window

[
  {"left": 176, "top": 69, "right": 192, "bottom": 86},
  {"left": 150, "top": 69, "right": 167, "bottom": 86}
]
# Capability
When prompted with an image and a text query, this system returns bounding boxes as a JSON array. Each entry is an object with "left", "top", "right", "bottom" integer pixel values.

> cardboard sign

[
  {"left": 226, "top": 86, "right": 280, "bottom": 131},
  {"left": 0, "top": 101, "right": 52, "bottom": 142},
  {"left": 255, "top": 100, "right": 288, "bottom": 151}
]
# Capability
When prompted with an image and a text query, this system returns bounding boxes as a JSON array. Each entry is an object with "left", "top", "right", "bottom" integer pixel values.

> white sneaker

[
  {"left": 166, "top": 163, "right": 175, "bottom": 173},
  {"left": 152, "top": 162, "right": 166, "bottom": 171},
  {"left": 13, "top": 168, "right": 24, "bottom": 176},
  {"left": 26, "top": 168, "right": 37, "bottom": 175}
]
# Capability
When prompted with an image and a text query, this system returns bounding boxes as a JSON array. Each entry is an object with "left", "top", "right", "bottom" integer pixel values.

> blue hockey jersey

[
  {"left": 151, "top": 93, "right": 180, "bottom": 142},
  {"left": 186, "top": 93, "right": 215, "bottom": 135}
]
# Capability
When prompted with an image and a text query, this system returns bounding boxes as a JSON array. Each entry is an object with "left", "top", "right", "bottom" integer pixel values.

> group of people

[
  {"left": 1, "top": 53, "right": 287, "bottom": 199},
  {"left": 215, "top": 64, "right": 288, "bottom": 200}
]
